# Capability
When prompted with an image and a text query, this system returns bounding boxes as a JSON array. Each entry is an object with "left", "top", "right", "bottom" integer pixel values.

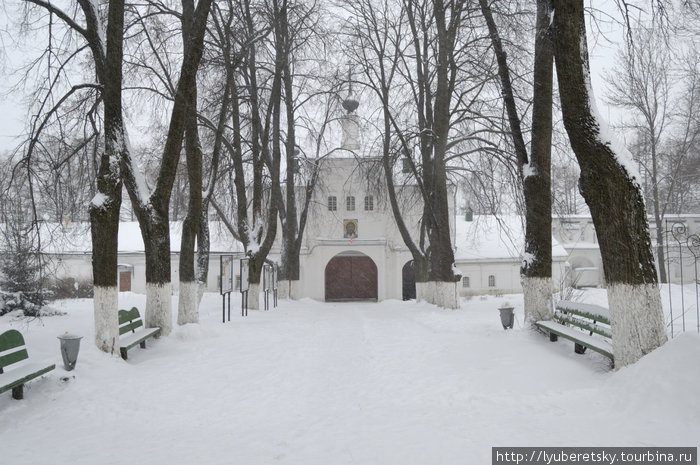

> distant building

[
  {"left": 552, "top": 214, "right": 700, "bottom": 288},
  {"left": 453, "top": 215, "right": 569, "bottom": 296},
  {"left": 30, "top": 221, "right": 243, "bottom": 294},
  {"left": 272, "top": 154, "right": 451, "bottom": 301}
]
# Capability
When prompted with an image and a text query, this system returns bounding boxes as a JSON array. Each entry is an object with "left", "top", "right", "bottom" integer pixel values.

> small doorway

[
  {"left": 119, "top": 271, "right": 132, "bottom": 292},
  {"left": 402, "top": 260, "right": 416, "bottom": 300}
]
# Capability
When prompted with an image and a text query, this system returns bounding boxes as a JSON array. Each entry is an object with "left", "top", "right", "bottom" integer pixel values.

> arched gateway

[{"left": 324, "top": 252, "right": 378, "bottom": 301}]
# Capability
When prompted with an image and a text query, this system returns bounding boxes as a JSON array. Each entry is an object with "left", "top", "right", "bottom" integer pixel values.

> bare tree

[
  {"left": 662, "top": 48, "right": 700, "bottom": 214},
  {"left": 120, "top": 0, "right": 212, "bottom": 334},
  {"left": 24, "top": 0, "right": 129, "bottom": 353},
  {"left": 343, "top": 0, "right": 497, "bottom": 308},
  {"left": 552, "top": 0, "right": 666, "bottom": 367},
  {"left": 205, "top": 0, "right": 283, "bottom": 309},
  {"left": 275, "top": 2, "right": 337, "bottom": 300},
  {"left": 479, "top": 0, "right": 555, "bottom": 324},
  {"left": 177, "top": 1, "right": 206, "bottom": 324}
]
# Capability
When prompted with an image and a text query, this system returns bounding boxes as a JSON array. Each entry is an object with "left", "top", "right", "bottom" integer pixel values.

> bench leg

[
  {"left": 140, "top": 341, "right": 146, "bottom": 349},
  {"left": 574, "top": 343, "right": 587, "bottom": 354},
  {"left": 12, "top": 384, "right": 24, "bottom": 400},
  {"left": 120, "top": 348, "right": 128, "bottom": 361},
  {"left": 549, "top": 333, "right": 558, "bottom": 342}
]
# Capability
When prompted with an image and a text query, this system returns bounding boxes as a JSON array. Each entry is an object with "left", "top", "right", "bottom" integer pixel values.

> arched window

[
  {"left": 328, "top": 196, "right": 337, "bottom": 211},
  {"left": 488, "top": 275, "right": 496, "bottom": 287},
  {"left": 364, "top": 195, "right": 374, "bottom": 211},
  {"left": 462, "top": 276, "right": 470, "bottom": 288},
  {"left": 346, "top": 196, "right": 356, "bottom": 211}
]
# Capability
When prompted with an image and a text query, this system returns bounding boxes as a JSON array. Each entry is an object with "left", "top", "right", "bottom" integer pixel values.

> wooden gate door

[
  {"left": 325, "top": 255, "right": 377, "bottom": 301},
  {"left": 119, "top": 271, "right": 132, "bottom": 292},
  {"left": 402, "top": 260, "right": 416, "bottom": 300}
]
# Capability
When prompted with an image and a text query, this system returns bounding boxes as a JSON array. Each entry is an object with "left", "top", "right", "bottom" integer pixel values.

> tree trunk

[
  {"left": 177, "top": 91, "right": 203, "bottom": 325},
  {"left": 196, "top": 202, "right": 210, "bottom": 305},
  {"left": 650, "top": 143, "right": 667, "bottom": 283},
  {"left": 552, "top": 0, "right": 666, "bottom": 367},
  {"left": 522, "top": 0, "right": 554, "bottom": 324},
  {"left": 178, "top": 5, "right": 204, "bottom": 325},
  {"left": 479, "top": 0, "right": 554, "bottom": 322},
  {"left": 278, "top": 2, "right": 301, "bottom": 291},
  {"left": 140, "top": 214, "right": 173, "bottom": 335},
  {"left": 424, "top": 0, "right": 459, "bottom": 307},
  {"left": 89, "top": 0, "right": 125, "bottom": 354}
]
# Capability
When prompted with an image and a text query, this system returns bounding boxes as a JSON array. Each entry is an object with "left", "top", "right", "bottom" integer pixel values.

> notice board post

[
  {"left": 263, "top": 264, "right": 272, "bottom": 311},
  {"left": 220, "top": 255, "right": 234, "bottom": 322},
  {"left": 240, "top": 258, "right": 250, "bottom": 316}
]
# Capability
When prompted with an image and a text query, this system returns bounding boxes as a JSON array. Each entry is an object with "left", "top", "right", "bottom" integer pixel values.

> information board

[
  {"left": 220, "top": 255, "right": 234, "bottom": 295},
  {"left": 240, "top": 258, "right": 250, "bottom": 292},
  {"left": 263, "top": 264, "right": 272, "bottom": 292}
]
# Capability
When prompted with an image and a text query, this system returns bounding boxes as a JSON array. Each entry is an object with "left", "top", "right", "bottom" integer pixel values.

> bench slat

[
  {"left": 536, "top": 320, "right": 614, "bottom": 360},
  {"left": 119, "top": 320, "right": 144, "bottom": 335},
  {"left": 554, "top": 312, "right": 612, "bottom": 339},
  {"left": 120, "top": 327, "right": 161, "bottom": 351},
  {"left": 1, "top": 347, "right": 29, "bottom": 369},
  {"left": 556, "top": 300, "right": 611, "bottom": 325},
  {"left": 0, "top": 362, "right": 56, "bottom": 395}
]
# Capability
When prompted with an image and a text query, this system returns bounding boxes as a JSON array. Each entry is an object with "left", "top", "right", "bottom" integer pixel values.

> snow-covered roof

[
  {"left": 34, "top": 221, "right": 243, "bottom": 254},
  {"left": 454, "top": 215, "right": 568, "bottom": 261}
]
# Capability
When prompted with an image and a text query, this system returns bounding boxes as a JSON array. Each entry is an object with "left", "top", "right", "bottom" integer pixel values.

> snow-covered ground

[{"left": 1, "top": 286, "right": 699, "bottom": 465}]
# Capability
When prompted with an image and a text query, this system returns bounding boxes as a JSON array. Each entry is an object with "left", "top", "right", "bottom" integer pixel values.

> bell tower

[{"left": 341, "top": 65, "right": 360, "bottom": 151}]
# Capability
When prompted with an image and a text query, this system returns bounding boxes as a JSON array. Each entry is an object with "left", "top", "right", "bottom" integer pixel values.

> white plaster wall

[
  {"left": 49, "top": 251, "right": 242, "bottom": 296},
  {"left": 456, "top": 257, "right": 568, "bottom": 296},
  {"left": 294, "top": 156, "right": 432, "bottom": 302}
]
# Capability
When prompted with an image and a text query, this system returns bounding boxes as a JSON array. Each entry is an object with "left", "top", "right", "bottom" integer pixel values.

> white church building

[
  {"left": 275, "top": 154, "right": 440, "bottom": 302},
  {"left": 267, "top": 100, "right": 567, "bottom": 303}
]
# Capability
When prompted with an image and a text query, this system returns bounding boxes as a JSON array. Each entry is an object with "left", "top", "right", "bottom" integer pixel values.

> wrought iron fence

[{"left": 664, "top": 221, "right": 700, "bottom": 337}]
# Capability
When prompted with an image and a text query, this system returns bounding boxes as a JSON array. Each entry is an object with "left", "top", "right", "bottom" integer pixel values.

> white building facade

[{"left": 274, "top": 155, "right": 455, "bottom": 302}]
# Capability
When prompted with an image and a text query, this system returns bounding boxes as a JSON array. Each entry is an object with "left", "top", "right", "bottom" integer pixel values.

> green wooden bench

[
  {"left": 535, "top": 300, "right": 614, "bottom": 365},
  {"left": 118, "top": 307, "right": 161, "bottom": 360},
  {"left": 0, "top": 329, "right": 55, "bottom": 400}
]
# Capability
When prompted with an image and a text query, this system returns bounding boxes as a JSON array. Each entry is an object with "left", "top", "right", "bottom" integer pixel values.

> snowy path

[{"left": 1, "top": 293, "right": 699, "bottom": 464}]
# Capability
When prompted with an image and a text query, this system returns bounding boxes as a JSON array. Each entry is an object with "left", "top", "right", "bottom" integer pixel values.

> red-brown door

[
  {"left": 119, "top": 271, "right": 132, "bottom": 292},
  {"left": 325, "top": 255, "right": 377, "bottom": 301}
]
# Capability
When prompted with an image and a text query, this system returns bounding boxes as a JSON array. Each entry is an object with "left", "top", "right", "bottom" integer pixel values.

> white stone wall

[
  {"left": 456, "top": 256, "right": 568, "bottom": 296},
  {"left": 48, "top": 251, "right": 239, "bottom": 295},
  {"left": 552, "top": 214, "right": 700, "bottom": 287}
]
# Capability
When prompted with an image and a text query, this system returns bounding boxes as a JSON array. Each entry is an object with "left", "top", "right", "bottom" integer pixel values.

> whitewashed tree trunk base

[
  {"left": 522, "top": 276, "right": 553, "bottom": 325},
  {"left": 277, "top": 280, "right": 300, "bottom": 300},
  {"left": 177, "top": 281, "right": 199, "bottom": 325},
  {"left": 416, "top": 281, "right": 459, "bottom": 309},
  {"left": 94, "top": 286, "right": 120, "bottom": 355},
  {"left": 146, "top": 282, "right": 172, "bottom": 336},
  {"left": 608, "top": 283, "right": 667, "bottom": 368},
  {"left": 196, "top": 281, "right": 206, "bottom": 306},
  {"left": 247, "top": 283, "right": 261, "bottom": 310}
]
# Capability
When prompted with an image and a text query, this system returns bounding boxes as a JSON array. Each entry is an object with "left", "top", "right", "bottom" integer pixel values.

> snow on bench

[
  {"left": 536, "top": 300, "right": 614, "bottom": 365},
  {"left": 118, "top": 307, "right": 161, "bottom": 361}
]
